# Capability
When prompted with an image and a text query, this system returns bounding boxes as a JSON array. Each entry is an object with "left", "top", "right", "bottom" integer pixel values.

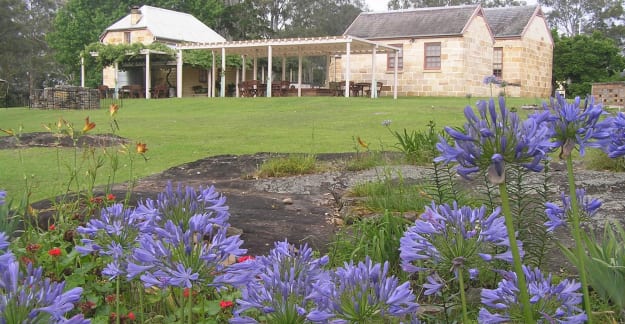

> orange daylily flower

[
  {"left": 82, "top": 117, "right": 96, "bottom": 133},
  {"left": 136, "top": 142, "right": 148, "bottom": 154},
  {"left": 0, "top": 128, "right": 14, "bottom": 136},
  {"left": 109, "top": 104, "right": 119, "bottom": 117},
  {"left": 357, "top": 136, "right": 368, "bottom": 149}
]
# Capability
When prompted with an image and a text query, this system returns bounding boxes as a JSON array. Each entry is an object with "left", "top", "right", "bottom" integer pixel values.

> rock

[{"left": 282, "top": 197, "right": 293, "bottom": 205}]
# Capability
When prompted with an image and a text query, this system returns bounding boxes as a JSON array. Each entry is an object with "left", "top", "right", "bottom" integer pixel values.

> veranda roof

[{"left": 178, "top": 35, "right": 399, "bottom": 56}]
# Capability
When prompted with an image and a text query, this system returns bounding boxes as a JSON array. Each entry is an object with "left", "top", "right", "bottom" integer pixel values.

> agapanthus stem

[
  {"left": 187, "top": 286, "right": 193, "bottom": 324},
  {"left": 565, "top": 156, "right": 593, "bottom": 323},
  {"left": 499, "top": 182, "right": 534, "bottom": 323},
  {"left": 457, "top": 269, "right": 469, "bottom": 324},
  {"left": 116, "top": 277, "right": 120, "bottom": 324}
]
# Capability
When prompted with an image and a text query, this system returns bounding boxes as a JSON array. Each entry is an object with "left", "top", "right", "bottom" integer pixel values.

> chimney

[{"left": 130, "top": 6, "right": 142, "bottom": 25}]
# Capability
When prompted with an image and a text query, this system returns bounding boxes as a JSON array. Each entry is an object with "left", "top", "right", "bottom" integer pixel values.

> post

[
  {"left": 80, "top": 56, "right": 85, "bottom": 88},
  {"left": 371, "top": 46, "right": 377, "bottom": 98},
  {"left": 267, "top": 45, "right": 272, "bottom": 97},
  {"left": 345, "top": 42, "right": 351, "bottom": 97},
  {"left": 282, "top": 55, "right": 286, "bottom": 81},
  {"left": 176, "top": 49, "right": 183, "bottom": 98},
  {"left": 242, "top": 55, "right": 246, "bottom": 81},
  {"left": 235, "top": 68, "right": 240, "bottom": 97},
  {"left": 221, "top": 47, "right": 226, "bottom": 97},
  {"left": 145, "top": 51, "right": 151, "bottom": 99},
  {"left": 114, "top": 62, "right": 119, "bottom": 99},
  {"left": 211, "top": 50, "right": 216, "bottom": 97},
  {"left": 393, "top": 50, "right": 398, "bottom": 99},
  {"left": 298, "top": 49, "right": 302, "bottom": 97}
]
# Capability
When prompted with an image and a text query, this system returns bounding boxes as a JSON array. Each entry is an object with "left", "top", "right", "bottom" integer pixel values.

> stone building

[
  {"left": 100, "top": 5, "right": 226, "bottom": 98},
  {"left": 592, "top": 82, "right": 625, "bottom": 108},
  {"left": 336, "top": 5, "right": 553, "bottom": 98}
]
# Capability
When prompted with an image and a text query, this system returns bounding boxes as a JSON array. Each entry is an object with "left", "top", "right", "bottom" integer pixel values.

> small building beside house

[
  {"left": 592, "top": 82, "right": 625, "bottom": 108},
  {"left": 100, "top": 5, "right": 226, "bottom": 97},
  {"left": 337, "top": 4, "right": 552, "bottom": 98}
]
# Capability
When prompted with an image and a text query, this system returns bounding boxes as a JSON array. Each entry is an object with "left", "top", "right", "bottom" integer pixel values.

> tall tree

[{"left": 553, "top": 31, "right": 625, "bottom": 96}]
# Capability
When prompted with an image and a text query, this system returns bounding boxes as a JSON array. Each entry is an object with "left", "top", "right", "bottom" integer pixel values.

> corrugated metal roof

[
  {"left": 344, "top": 5, "right": 479, "bottom": 39},
  {"left": 484, "top": 6, "right": 537, "bottom": 38},
  {"left": 104, "top": 5, "right": 225, "bottom": 44}
]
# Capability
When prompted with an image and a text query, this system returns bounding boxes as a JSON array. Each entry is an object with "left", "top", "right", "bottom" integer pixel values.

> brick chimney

[{"left": 130, "top": 6, "right": 142, "bottom": 25}]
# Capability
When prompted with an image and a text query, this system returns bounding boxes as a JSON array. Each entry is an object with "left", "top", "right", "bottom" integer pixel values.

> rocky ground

[{"left": 6, "top": 133, "right": 625, "bottom": 259}]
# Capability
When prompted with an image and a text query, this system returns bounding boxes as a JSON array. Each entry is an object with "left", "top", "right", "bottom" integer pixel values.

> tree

[{"left": 553, "top": 31, "right": 625, "bottom": 97}]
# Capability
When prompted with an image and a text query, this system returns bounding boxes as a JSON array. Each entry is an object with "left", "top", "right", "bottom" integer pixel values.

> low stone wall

[{"left": 30, "top": 86, "right": 99, "bottom": 109}]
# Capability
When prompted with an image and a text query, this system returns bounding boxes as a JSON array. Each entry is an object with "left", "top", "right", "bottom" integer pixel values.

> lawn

[{"left": 0, "top": 96, "right": 542, "bottom": 202}]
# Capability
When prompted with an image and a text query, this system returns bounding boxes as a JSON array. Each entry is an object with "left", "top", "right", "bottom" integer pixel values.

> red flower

[
  {"left": 48, "top": 247, "right": 61, "bottom": 257},
  {"left": 89, "top": 197, "right": 103, "bottom": 204},
  {"left": 107, "top": 194, "right": 116, "bottom": 201},
  {"left": 48, "top": 224, "right": 56, "bottom": 231},
  {"left": 237, "top": 255, "right": 255, "bottom": 263},
  {"left": 105, "top": 294, "right": 117, "bottom": 304},
  {"left": 26, "top": 243, "right": 41, "bottom": 253},
  {"left": 127, "top": 312, "right": 136, "bottom": 321},
  {"left": 220, "top": 300, "right": 234, "bottom": 309},
  {"left": 20, "top": 256, "right": 33, "bottom": 265},
  {"left": 183, "top": 287, "right": 190, "bottom": 298}
]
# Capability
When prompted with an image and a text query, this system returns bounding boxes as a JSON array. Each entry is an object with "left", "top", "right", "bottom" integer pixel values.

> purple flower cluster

[
  {"left": 76, "top": 203, "right": 144, "bottom": 280},
  {"left": 544, "top": 188, "right": 602, "bottom": 232},
  {"left": 0, "top": 190, "right": 5, "bottom": 206},
  {"left": 76, "top": 183, "right": 246, "bottom": 293},
  {"left": 435, "top": 97, "right": 555, "bottom": 183},
  {"left": 307, "top": 258, "right": 419, "bottom": 323},
  {"left": 230, "top": 241, "right": 328, "bottom": 323},
  {"left": 127, "top": 213, "right": 246, "bottom": 289},
  {"left": 399, "top": 202, "right": 518, "bottom": 295},
  {"left": 541, "top": 95, "right": 611, "bottom": 158},
  {"left": 483, "top": 75, "right": 501, "bottom": 85},
  {"left": 479, "top": 266, "right": 586, "bottom": 323},
  {"left": 603, "top": 112, "right": 625, "bottom": 158},
  {"left": 0, "top": 238, "right": 89, "bottom": 323}
]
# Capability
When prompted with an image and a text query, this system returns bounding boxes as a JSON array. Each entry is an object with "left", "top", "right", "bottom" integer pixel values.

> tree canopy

[{"left": 553, "top": 31, "right": 625, "bottom": 97}]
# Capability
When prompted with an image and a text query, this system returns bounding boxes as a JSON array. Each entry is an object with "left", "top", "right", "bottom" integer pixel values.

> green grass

[
  {"left": 0, "top": 96, "right": 543, "bottom": 201},
  {"left": 257, "top": 154, "right": 317, "bottom": 177}
]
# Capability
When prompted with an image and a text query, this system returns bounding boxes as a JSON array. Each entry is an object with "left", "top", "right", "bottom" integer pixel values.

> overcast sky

[{"left": 364, "top": 0, "right": 538, "bottom": 12}]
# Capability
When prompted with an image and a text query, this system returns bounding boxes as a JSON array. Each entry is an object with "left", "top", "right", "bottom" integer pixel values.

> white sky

[{"left": 364, "top": 0, "right": 538, "bottom": 12}]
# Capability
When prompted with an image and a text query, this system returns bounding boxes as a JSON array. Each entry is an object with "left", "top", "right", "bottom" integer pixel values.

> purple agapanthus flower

[
  {"left": 0, "top": 232, "right": 9, "bottom": 252},
  {"left": 134, "top": 182, "right": 230, "bottom": 231},
  {"left": 479, "top": 265, "right": 586, "bottom": 323},
  {"left": 483, "top": 75, "right": 501, "bottom": 85},
  {"left": 76, "top": 203, "right": 143, "bottom": 280},
  {"left": 230, "top": 241, "right": 328, "bottom": 323},
  {"left": 435, "top": 97, "right": 556, "bottom": 183},
  {"left": 542, "top": 94, "right": 611, "bottom": 158},
  {"left": 127, "top": 212, "right": 246, "bottom": 289},
  {"left": 0, "top": 190, "right": 5, "bottom": 206},
  {"left": 602, "top": 111, "right": 625, "bottom": 158},
  {"left": 400, "top": 202, "right": 520, "bottom": 295},
  {"left": 0, "top": 248, "right": 88, "bottom": 323},
  {"left": 544, "top": 188, "right": 601, "bottom": 232},
  {"left": 306, "top": 257, "right": 419, "bottom": 323}
]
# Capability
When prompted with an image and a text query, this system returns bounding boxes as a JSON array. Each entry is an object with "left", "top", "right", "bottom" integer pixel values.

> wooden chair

[
  {"left": 365, "top": 82, "right": 384, "bottom": 97},
  {"left": 152, "top": 84, "right": 168, "bottom": 98},
  {"left": 329, "top": 82, "right": 339, "bottom": 96},
  {"left": 280, "top": 81, "right": 291, "bottom": 96},
  {"left": 98, "top": 85, "right": 109, "bottom": 99}
]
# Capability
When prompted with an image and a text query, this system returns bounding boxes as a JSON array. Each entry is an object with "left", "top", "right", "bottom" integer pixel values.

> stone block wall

[{"left": 592, "top": 82, "right": 625, "bottom": 107}]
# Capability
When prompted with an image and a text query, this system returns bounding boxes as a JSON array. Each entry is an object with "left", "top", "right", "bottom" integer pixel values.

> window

[
  {"left": 124, "top": 32, "right": 131, "bottom": 44},
  {"left": 493, "top": 47, "right": 503, "bottom": 78},
  {"left": 199, "top": 69, "right": 207, "bottom": 83},
  {"left": 424, "top": 42, "right": 441, "bottom": 70},
  {"left": 387, "top": 44, "right": 403, "bottom": 71}
]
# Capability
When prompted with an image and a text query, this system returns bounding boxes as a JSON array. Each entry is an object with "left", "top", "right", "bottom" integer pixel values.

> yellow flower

[
  {"left": 357, "top": 136, "right": 368, "bottom": 149},
  {"left": 0, "top": 128, "right": 14, "bottom": 136},
  {"left": 82, "top": 117, "right": 96, "bottom": 133},
  {"left": 136, "top": 142, "right": 148, "bottom": 154},
  {"left": 109, "top": 104, "right": 119, "bottom": 117}
]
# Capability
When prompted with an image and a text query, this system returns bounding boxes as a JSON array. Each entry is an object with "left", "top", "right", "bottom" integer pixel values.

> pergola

[{"left": 177, "top": 35, "right": 400, "bottom": 99}]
